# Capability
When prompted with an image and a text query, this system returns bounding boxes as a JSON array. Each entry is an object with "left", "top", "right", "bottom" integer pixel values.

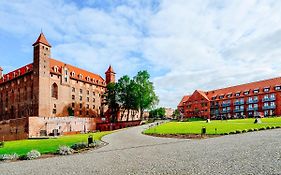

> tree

[
  {"left": 172, "top": 109, "right": 180, "bottom": 120},
  {"left": 104, "top": 83, "right": 120, "bottom": 123},
  {"left": 134, "top": 71, "right": 159, "bottom": 120},
  {"left": 149, "top": 107, "right": 166, "bottom": 119}
]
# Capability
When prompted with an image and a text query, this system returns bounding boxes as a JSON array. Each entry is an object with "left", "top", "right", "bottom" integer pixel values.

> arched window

[{"left": 51, "top": 83, "right": 58, "bottom": 99}]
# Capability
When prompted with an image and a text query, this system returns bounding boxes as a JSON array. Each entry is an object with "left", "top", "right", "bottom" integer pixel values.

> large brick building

[
  {"left": 178, "top": 77, "right": 281, "bottom": 119},
  {"left": 0, "top": 33, "right": 139, "bottom": 141}
]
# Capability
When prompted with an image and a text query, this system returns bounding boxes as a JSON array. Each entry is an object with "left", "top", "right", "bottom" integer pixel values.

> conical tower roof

[
  {"left": 105, "top": 65, "right": 115, "bottom": 74},
  {"left": 32, "top": 32, "right": 51, "bottom": 47}
]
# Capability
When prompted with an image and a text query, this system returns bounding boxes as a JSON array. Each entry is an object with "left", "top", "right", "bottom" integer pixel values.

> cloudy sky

[{"left": 1, "top": 0, "right": 281, "bottom": 108}]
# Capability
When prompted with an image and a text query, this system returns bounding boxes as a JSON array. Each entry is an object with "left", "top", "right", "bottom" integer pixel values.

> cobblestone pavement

[{"left": 1, "top": 124, "right": 281, "bottom": 175}]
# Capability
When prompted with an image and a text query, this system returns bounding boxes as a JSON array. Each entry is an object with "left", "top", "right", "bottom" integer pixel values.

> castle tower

[
  {"left": 32, "top": 33, "right": 51, "bottom": 117},
  {"left": 105, "top": 65, "right": 116, "bottom": 84},
  {"left": 0, "top": 67, "right": 3, "bottom": 78}
]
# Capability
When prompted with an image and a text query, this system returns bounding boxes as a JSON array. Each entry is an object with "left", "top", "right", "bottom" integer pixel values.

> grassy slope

[
  {"left": 144, "top": 117, "right": 281, "bottom": 135},
  {"left": 0, "top": 131, "right": 112, "bottom": 155}
]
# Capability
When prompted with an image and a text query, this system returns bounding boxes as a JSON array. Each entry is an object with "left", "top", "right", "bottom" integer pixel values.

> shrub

[
  {"left": 276, "top": 126, "right": 281, "bottom": 128},
  {"left": 254, "top": 128, "right": 259, "bottom": 131},
  {"left": 248, "top": 128, "right": 254, "bottom": 132},
  {"left": 224, "top": 133, "right": 229, "bottom": 135},
  {"left": 266, "top": 126, "right": 271, "bottom": 129},
  {"left": 242, "top": 129, "right": 248, "bottom": 133},
  {"left": 57, "top": 146, "right": 74, "bottom": 155},
  {"left": 26, "top": 150, "right": 41, "bottom": 160},
  {"left": 236, "top": 130, "right": 242, "bottom": 134},
  {"left": 271, "top": 126, "right": 276, "bottom": 129},
  {"left": 71, "top": 142, "right": 87, "bottom": 151},
  {"left": 0, "top": 141, "right": 4, "bottom": 148},
  {"left": 229, "top": 131, "right": 236, "bottom": 134},
  {"left": 259, "top": 127, "right": 266, "bottom": 131},
  {"left": 0, "top": 153, "right": 19, "bottom": 161}
]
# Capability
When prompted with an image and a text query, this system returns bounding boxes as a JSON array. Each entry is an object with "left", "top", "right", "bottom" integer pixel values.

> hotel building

[{"left": 178, "top": 77, "right": 281, "bottom": 119}]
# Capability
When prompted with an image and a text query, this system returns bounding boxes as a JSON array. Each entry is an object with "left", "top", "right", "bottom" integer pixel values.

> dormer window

[
  {"left": 226, "top": 93, "right": 232, "bottom": 98},
  {"left": 79, "top": 74, "right": 83, "bottom": 79},
  {"left": 26, "top": 66, "right": 29, "bottom": 72},
  {"left": 13, "top": 72, "right": 16, "bottom": 78},
  {"left": 263, "top": 87, "right": 270, "bottom": 92},
  {"left": 253, "top": 88, "right": 259, "bottom": 94},
  {"left": 211, "top": 96, "right": 216, "bottom": 100},
  {"left": 71, "top": 71, "right": 75, "bottom": 77},
  {"left": 219, "top": 95, "right": 224, "bottom": 99},
  {"left": 18, "top": 70, "right": 21, "bottom": 75},
  {"left": 235, "top": 92, "right": 241, "bottom": 97},
  {"left": 54, "top": 66, "right": 58, "bottom": 73},
  {"left": 86, "top": 76, "right": 90, "bottom": 81},
  {"left": 275, "top": 85, "right": 281, "bottom": 91},
  {"left": 64, "top": 68, "right": 68, "bottom": 75},
  {"left": 244, "top": 90, "right": 249, "bottom": 95}
]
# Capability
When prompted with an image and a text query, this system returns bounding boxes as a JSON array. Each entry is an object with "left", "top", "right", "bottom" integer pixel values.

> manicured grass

[
  {"left": 0, "top": 131, "right": 113, "bottom": 155},
  {"left": 144, "top": 117, "right": 281, "bottom": 135}
]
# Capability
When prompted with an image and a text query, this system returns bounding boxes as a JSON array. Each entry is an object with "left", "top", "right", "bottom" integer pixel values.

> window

[
  {"left": 253, "top": 89, "right": 259, "bottom": 94},
  {"left": 86, "top": 104, "right": 89, "bottom": 109},
  {"left": 93, "top": 105, "right": 95, "bottom": 109},
  {"left": 87, "top": 97, "right": 89, "bottom": 102},
  {"left": 87, "top": 90, "right": 89, "bottom": 95},
  {"left": 72, "top": 103, "right": 75, "bottom": 108},
  {"left": 72, "top": 87, "right": 75, "bottom": 92},
  {"left": 80, "top": 89, "right": 82, "bottom": 94},
  {"left": 80, "top": 103, "right": 82, "bottom": 109},
  {"left": 270, "top": 94, "right": 275, "bottom": 99},
  {"left": 235, "top": 93, "right": 240, "bottom": 97},
  {"left": 93, "top": 98, "right": 95, "bottom": 102},
  {"left": 51, "top": 83, "right": 58, "bottom": 99},
  {"left": 253, "top": 96, "right": 258, "bottom": 100},
  {"left": 264, "top": 88, "right": 270, "bottom": 92},
  {"left": 80, "top": 96, "right": 82, "bottom": 101},
  {"left": 244, "top": 91, "right": 249, "bottom": 95},
  {"left": 226, "top": 93, "right": 232, "bottom": 98},
  {"left": 52, "top": 109, "right": 56, "bottom": 114},
  {"left": 270, "top": 101, "right": 275, "bottom": 106},
  {"left": 275, "top": 86, "right": 281, "bottom": 91},
  {"left": 254, "top": 104, "right": 258, "bottom": 108},
  {"left": 93, "top": 92, "right": 95, "bottom": 96},
  {"left": 72, "top": 95, "right": 75, "bottom": 100}
]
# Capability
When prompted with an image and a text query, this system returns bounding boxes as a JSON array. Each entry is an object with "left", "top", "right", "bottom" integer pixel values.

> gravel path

[{"left": 1, "top": 124, "right": 281, "bottom": 175}]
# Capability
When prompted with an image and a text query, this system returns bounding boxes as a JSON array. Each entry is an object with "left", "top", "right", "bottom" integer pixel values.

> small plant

[
  {"left": 224, "top": 133, "right": 229, "bottom": 135},
  {"left": 26, "top": 150, "right": 41, "bottom": 160},
  {"left": 242, "top": 129, "right": 248, "bottom": 133},
  {"left": 266, "top": 126, "right": 271, "bottom": 129},
  {"left": 71, "top": 142, "right": 87, "bottom": 151},
  {"left": 254, "top": 128, "right": 259, "bottom": 131},
  {"left": 0, "top": 153, "right": 19, "bottom": 161},
  {"left": 276, "top": 126, "right": 281, "bottom": 128},
  {"left": 229, "top": 131, "right": 236, "bottom": 134},
  {"left": 271, "top": 126, "right": 276, "bottom": 129},
  {"left": 0, "top": 141, "right": 4, "bottom": 148},
  {"left": 236, "top": 130, "right": 242, "bottom": 134},
  {"left": 259, "top": 127, "right": 266, "bottom": 131},
  {"left": 57, "top": 146, "right": 74, "bottom": 155},
  {"left": 248, "top": 128, "right": 254, "bottom": 132}
]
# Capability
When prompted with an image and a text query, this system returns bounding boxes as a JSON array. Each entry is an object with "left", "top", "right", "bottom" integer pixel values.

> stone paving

[{"left": 1, "top": 124, "right": 281, "bottom": 175}]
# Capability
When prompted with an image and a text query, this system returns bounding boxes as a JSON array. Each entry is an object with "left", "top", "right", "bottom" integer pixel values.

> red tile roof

[
  {"left": 49, "top": 58, "right": 105, "bottom": 86},
  {"left": 206, "top": 76, "right": 281, "bottom": 99},
  {"left": 0, "top": 63, "right": 33, "bottom": 84},
  {"left": 178, "top": 95, "right": 190, "bottom": 107},
  {"left": 197, "top": 90, "right": 210, "bottom": 100},
  {"left": 32, "top": 33, "right": 51, "bottom": 47}
]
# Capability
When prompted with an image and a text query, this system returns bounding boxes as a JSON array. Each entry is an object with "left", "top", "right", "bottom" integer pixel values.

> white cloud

[{"left": 1, "top": 0, "right": 281, "bottom": 108}]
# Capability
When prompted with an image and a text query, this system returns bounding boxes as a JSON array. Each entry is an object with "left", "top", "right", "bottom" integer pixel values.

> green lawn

[
  {"left": 144, "top": 117, "right": 281, "bottom": 135},
  {"left": 0, "top": 131, "right": 113, "bottom": 155}
]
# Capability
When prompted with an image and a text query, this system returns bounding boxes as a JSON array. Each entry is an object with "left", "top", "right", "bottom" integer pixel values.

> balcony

[
  {"left": 247, "top": 107, "right": 258, "bottom": 111},
  {"left": 221, "top": 109, "right": 231, "bottom": 114},
  {"left": 234, "top": 108, "right": 244, "bottom": 112},
  {"left": 262, "top": 105, "right": 276, "bottom": 110},
  {"left": 221, "top": 103, "right": 231, "bottom": 107},
  {"left": 234, "top": 101, "right": 244, "bottom": 105},
  {"left": 262, "top": 97, "right": 276, "bottom": 102},
  {"left": 247, "top": 99, "right": 258, "bottom": 104}
]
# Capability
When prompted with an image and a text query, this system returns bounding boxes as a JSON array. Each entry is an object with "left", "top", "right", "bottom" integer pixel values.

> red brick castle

[{"left": 0, "top": 33, "right": 140, "bottom": 141}]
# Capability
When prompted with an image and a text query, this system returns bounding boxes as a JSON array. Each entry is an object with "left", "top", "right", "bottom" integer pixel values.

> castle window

[
  {"left": 71, "top": 71, "right": 75, "bottom": 77},
  {"left": 79, "top": 74, "right": 83, "bottom": 79},
  {"left": 54, "top": 66, "right": 58, "bottom": 73},
  {"left": 51, "top": 83, "right": 58, "bottom": 99}
]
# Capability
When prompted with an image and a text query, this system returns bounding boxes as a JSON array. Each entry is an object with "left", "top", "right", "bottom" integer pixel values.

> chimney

[{"left": 0, "top": 67, "right": 3, "bottom": 78}]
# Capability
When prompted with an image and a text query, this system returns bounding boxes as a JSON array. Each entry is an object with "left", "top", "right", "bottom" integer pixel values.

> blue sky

[{"left": 1, "top": 0, "right": 281, "bottom": 108}]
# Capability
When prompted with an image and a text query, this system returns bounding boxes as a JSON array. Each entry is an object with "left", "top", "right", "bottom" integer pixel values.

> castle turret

[
  {"left": 32, "top": 32, "right": 52, "bottom": 117},
  {"left": 105, "top": 65, "right": 116, "bottom": 84},
  {"left": 0, "top": 67, "right": 3, "bottom": 78}
]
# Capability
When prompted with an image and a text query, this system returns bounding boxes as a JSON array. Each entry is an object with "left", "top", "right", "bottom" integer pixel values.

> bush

[
  {"left": 229, "top": 131, "right": 236, "bottom": 134},
  {"left": 0, "top": 153, "right": 19, "bottom": 161},
  {"left": 242, "top": 129, "right": 248, "bottom": 133},
  {"left": 248, "top": 128, "right": 254, "bottom": 132},
  {"left": 26, "top": 150, "right": 41, "bottom": 160},
  {"left": 259, "top": 127, "right": 266, "bottom": 131},
  {"left": 276, "top": 126, "right": 281, "bottom": 128},
  {"left": 266, "top": 126, "right": 271, "bottom": 129},
  {"left": 254, "top": 128, "right": 259, "bottom": 131},
  {"left": 224, "top": 133, "right": 229, "bottom": 135},
  {"left": 236, "top": 130, "right": 242, "bottom": 134},
  {"left": 57, "top": 146, "right": 74, "bottom": 155},
  {"left": 271, "top": 126, "right": 276, "bottom": 129},
  {"left": 71, "top": 142, "right": 87, "bottom": 151},
  {"left": 0, "top": 141, "right": 4, "bottom": 148}
]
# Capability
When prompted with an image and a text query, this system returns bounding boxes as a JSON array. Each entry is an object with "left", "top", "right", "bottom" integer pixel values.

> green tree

[
  {"left": 104, "top": 82, "right": 120, "bottom": 123},
  {"left": 149, "top": 107, "right": 166, "bottom": 119},
  {"left": 172, "top": 109, "right": 180, "bottom": 120},
  {"left": 134, "top": 71, "right": 159, "bottom": 120}
]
